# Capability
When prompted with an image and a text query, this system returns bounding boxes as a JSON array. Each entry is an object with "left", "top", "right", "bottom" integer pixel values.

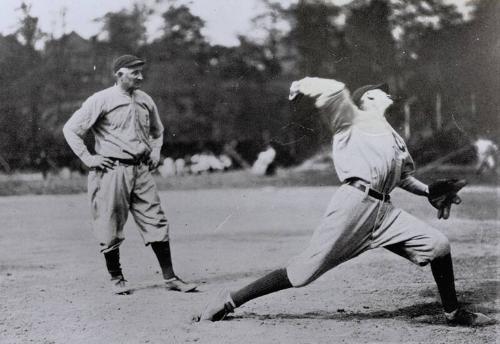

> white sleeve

[
  {"left": 289, "top": 77, "right": 357, "bottom": 133},
  {"left": 399, "top": 176, "right": 429, "bottom": 196},
  {"left": 289, "top": 77, "right": 344, "bottom": 107},
  {"left": 148, "top": 100, "right": 164, "bottom": 151},
  {"left": 62, "top": 95, "right": 102, "bottom": 167}
]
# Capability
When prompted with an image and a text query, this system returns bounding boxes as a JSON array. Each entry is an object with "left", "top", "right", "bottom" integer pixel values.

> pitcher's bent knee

[
  {"left": 413, "top": 232, "right": 451, "bottom": 266},
  {"left": 432, "top": 232, "right": 451, "bottom": 259},
  {"left": 285, "top": 267, "right": 315, "bottom": 288}
]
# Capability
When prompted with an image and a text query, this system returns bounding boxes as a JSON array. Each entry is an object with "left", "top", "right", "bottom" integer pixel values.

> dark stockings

[
  {"left": 151, "top": 241, "right": 175, "bottom": 280},
  {"left": 104, "top": 249, "right": 122, "bottom": 279},
  {"left": 431, "top": 253, "right": 459, "bottom": 313},
  {"left": 230, "top": 268, "right": 293, "bottom": 307}
]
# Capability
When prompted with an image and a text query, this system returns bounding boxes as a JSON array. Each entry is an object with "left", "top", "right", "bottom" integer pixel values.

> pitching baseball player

[
  {"left": 197, "top": 77, "right": 494, "bottom": 326},
  {"left": 63, "top": 54, "right": 197, "bottom": 294}
]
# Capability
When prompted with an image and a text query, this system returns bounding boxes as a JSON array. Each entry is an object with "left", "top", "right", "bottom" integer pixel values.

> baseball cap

[
  {"left": 351, "top": 83, "right": 389, "bottom": 107},
  {"left": 112, "top": 54, "right": 145, "bottom": 73}
]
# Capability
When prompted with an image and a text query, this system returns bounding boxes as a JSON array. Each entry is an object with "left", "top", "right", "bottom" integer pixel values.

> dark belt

[
  {"left": 109, "top": 157, "right": 143, "bottom": 166},
  {"left": 346, "top": 179, "right": 391, "bottom": 202}
]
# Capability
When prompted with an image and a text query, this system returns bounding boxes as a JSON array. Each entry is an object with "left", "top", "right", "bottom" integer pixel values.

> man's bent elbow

[
  {"left": 62, "top": 122, "right": 77, "bottom": 145},
  {"left": 62, "top": 123, "right": 70, "bottom": 139}
]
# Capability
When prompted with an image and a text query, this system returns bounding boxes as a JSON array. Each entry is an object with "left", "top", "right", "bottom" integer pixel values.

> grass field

[{"left": 0, "top": 183, "right": 498, "bottom": 343}]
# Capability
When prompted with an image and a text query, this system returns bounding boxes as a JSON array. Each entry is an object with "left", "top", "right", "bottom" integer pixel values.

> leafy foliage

[{"left": 0, "top": 0, "right": 497, "bottom": 171}]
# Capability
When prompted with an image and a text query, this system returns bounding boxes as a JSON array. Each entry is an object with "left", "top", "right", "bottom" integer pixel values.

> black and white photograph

[{"left": 0, "top": 0, "right": 498, "bottom": 343}]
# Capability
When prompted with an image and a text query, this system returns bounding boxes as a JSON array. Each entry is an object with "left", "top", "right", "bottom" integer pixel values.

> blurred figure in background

[
  {"left": 251, "top": 144, "right": 276, "bottom": 176},
  {"left": 159, "top": 157, "right": 176, "bottom": 177},
  {"left": 223, "top": 140, "right": 251, "bottom": 170},
  {"left": 473, "top": 138, "right": 498, "bottom": 175},
  {"left": 35, "top": 150, "right": 57, "bottom": 180},
  {"left": 190, "top": 151, "right": 209, "bottom": 174},
  {"left": 218, "top": 153, "right": 232, "bottom": 171},
  {"left": 175, "top": 157, "right": 187, "bottom": 175},
  {"left": 190, "top": 149, "right": 226, "bottom": 174}
]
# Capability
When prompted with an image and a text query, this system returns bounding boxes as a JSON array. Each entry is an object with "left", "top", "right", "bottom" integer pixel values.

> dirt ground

[{"left": 0, "top": 186, "right": 498, "bottom": 343}]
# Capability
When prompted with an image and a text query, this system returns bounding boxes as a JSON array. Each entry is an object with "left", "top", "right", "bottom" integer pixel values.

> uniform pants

[
  {"left": 87, "top": 163, "right": 169, "bottom": 253},
  {"left": 286, "top": 184, "right": 450, "bottom": 287}
]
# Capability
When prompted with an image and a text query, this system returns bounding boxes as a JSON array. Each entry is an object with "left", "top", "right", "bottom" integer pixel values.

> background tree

[
  {"left": 11, "top": 2, "right": 45, "bottom": 166},
  {"left": 97, "top": 3, "right": 150, "bottom": 55},
  {"left": 0, "top": 0, "right": 495, "bottom": 170},
  {"left": 285, "top": 0, "right": 343, "bottom": 77},
  {"left": 461, "top": 0, "right": 500, "bottom": 138},
  {"left": 343, "top": 0, "right": 398, "bottom": 87}
]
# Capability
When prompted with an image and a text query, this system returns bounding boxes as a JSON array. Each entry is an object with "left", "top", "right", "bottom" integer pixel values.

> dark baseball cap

[
  {"left": 112, "top": 54, "right": 145, "bottom": 73},
  {"left": 351, "top": 83, "right": 389, "bottom": 107}
]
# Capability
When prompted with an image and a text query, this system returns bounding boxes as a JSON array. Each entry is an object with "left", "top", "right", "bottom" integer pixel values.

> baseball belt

[
  {"left": 346, "top": 178, "right": 391, "bottom": 202},
  {"left": 109, "top": 157, "right": 143, "bottom": 166}
]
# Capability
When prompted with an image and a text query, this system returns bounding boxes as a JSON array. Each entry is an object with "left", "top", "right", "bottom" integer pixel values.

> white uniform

[
  {"left": 474, "top": 139, "right": 498, "bottom": 172},
  {"left": 251, "top": 146, "right": 277, "bottom": 176},
  {"left": 286, "top": 78, "right": 450, "bottom": 287},
  {"left": 63, "top": 85, "right": 169, "bottom": 253}
]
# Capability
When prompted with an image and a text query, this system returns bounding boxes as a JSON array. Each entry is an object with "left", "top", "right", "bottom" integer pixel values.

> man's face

[
  {"left": 116, "top": 65, "right": 144, "bottom": 91},
  {"left": 361, "top": 88, "right": 393, "bottom": 111}
]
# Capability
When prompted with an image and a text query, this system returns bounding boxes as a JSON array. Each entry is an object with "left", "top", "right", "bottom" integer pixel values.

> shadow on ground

[
  {"left": 227, "top": 281, "right": 499, "bottom": 325},
  {"left": 232, "top": 302, "right": 497, "bottom": 326}
]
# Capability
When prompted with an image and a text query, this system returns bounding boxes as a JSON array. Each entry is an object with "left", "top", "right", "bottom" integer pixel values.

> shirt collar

[{"left": 114, "top": 84, "right": 135, "bottom": 97}]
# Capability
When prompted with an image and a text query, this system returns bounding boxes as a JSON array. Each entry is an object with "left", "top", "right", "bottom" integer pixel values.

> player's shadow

[
  {"left": 229, "top": 280, "right": 498, "bottom": 325},
  {"left": 419, "top": 279, "right": 498, "bottom": 304},
  {"left": 235, "top": 303, "right": 497, "bottom": 325}
]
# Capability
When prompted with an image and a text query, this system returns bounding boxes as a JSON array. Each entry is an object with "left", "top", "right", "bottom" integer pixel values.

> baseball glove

[{"left": 428, "top": 179, "right": 467, "bottom": 219}]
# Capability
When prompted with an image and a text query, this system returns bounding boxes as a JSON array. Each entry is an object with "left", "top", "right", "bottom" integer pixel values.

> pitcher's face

[{"left": 361, "top": 88, "right": 393, "bottom": 111}]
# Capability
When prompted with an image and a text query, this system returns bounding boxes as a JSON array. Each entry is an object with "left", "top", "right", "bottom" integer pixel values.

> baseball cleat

[
  {"left": 164, "top": 276, "right": 198, "bottom": 292},
  {"left": 110, "top": 275, "right": 132, "bottom": 295},
  {"left": 446, "top": 308, "right": 496, "bottom": 326},
  {"left": 196, "top": 289, "right": 236, "bottom": 322}
]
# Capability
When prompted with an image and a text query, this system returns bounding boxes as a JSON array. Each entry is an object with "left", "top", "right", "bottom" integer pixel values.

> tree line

[{"left": 0, "top": 0, "right": 498, "bottom": 171}]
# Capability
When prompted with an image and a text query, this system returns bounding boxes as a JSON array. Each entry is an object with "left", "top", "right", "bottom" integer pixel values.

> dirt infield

[{"left": 0, "top": 186, "right": 498, "bottom": 343}]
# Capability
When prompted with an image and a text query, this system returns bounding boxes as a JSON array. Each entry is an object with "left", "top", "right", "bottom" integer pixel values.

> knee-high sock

[
  {"left": 230, "top": 268, "right": 293, "bottom": 307},
  {"left": 151, "top": 241, "right": 175, "bottom": 280},
  {"left": 104, "top": 248, "right": 122, "bottom": 279},
  {"left": 430, "top": 253, "right": 459, "bottom": 313}
]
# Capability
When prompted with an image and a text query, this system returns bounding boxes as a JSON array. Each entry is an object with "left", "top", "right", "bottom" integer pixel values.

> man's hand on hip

[
  {"left": 89, "top": 155, "right": 115, "bottom": 170},
  {"left": 148, "top": 149, "right": 161, "bottom": 171}
]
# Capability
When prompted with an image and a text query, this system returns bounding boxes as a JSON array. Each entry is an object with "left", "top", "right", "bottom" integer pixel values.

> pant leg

[
  {"left": 129, "top": 165, "right": 169, "bottom": 244},
  {"left": 88, "top": 167, "right": 132, "bottom": 253},
  {"left": 286, "top": 185, "right": 380, "bottom": 287},
  {"left": 370, "top": 204, "right": 451, "bottom": 266}
]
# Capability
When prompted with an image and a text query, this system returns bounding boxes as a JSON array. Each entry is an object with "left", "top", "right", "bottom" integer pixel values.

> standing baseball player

[
  {"left": 196, "top": 77, "right": 494, "bottom": 326},
  {"left": 63, "top": 54, "right": 197, "bottom": 294}
]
